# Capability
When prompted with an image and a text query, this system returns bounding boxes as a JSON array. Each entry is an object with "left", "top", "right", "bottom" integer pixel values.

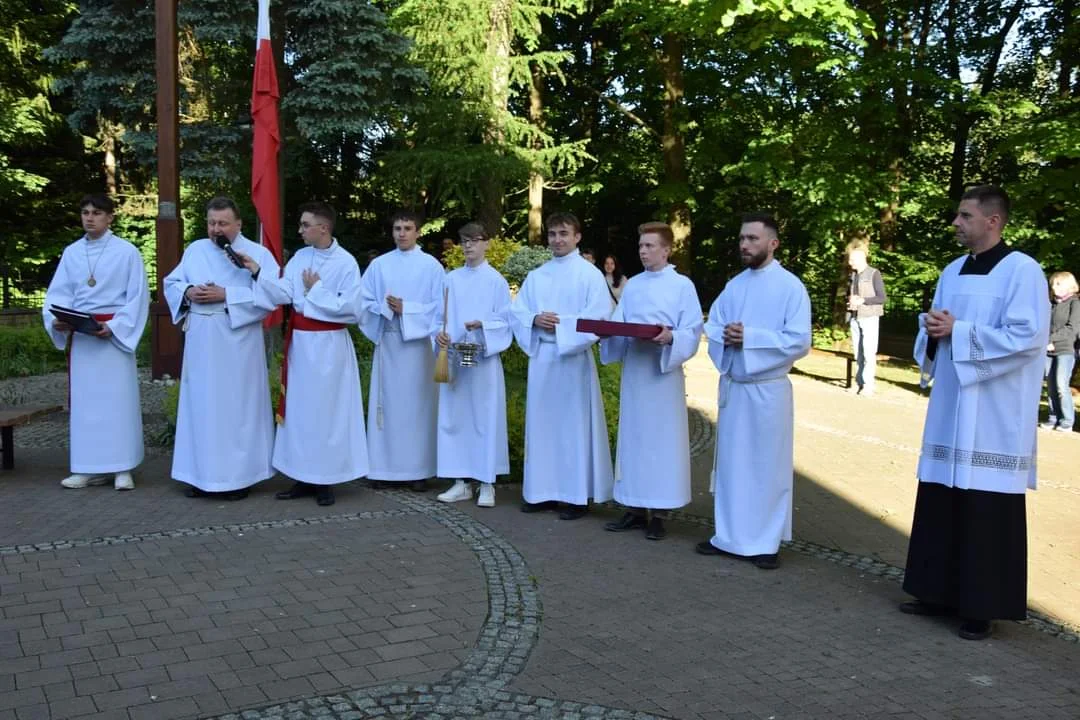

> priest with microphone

[{"left": 163, "top": 196, "right": 279, "bottom": 500}]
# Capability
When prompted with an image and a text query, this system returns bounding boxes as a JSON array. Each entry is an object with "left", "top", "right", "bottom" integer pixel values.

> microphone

[{"left": 214, "top": 234, "right": 246, "bottom": 269}]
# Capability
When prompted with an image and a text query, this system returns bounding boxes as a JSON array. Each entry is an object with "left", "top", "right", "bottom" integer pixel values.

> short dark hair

[
  {"left": 638, "top": 221, "right": 675, "bottom": 248},
  {"left": 740, "top": 212, "right": 779, "bottom": 238},
  {"left": 546, "top": 212, "right": 581, "bottom": 235},
  {"left": 298, "top": 201, "right": 336, "bottom": 231},
  {"left": 206, "top": 196, "right": 241, "bottom": 219},
  {"left": 79, "top": 193, "right": 115, "bottom": 214},
  {"left": 961, "top": 185, "right": 1010, "bottom": 227},
  {"left": 391, "top": 209, "right": 424, "bottom": 229},
  {"left": 458, "top": 221, "right": 487, "bottom": 242}
]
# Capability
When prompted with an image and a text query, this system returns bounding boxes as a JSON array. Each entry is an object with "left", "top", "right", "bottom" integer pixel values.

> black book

[{"left": 48, "top": 305, "right": 104, "bottom": 335}]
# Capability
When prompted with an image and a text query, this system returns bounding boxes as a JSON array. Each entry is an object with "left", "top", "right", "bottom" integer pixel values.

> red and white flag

[{"left": 252, "top": 0, "right": 283, "bottom": 328}]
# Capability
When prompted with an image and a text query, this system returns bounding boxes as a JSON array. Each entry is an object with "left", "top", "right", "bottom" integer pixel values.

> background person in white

[
  {"left": 901, "top": 185, "right": 1049, "bottom": 642},
  {"left": 696, "top": 213, "right": 811, "bottom": 570},
  {"left": 358, "top": 210, "right": 444, "bottom": 491},
  {"left": 598, "top": 222, "right": 703, "bottom": 540},
  {"left": 434, "top": 222, "right": 512, "bottom": 508},
  {"left": 241, "top": 202, "right": 368, "bottom": 507},
  {"left": 44, "top": 193, "right": 149, "bottom": 491},
  {"left": 164, "top": 196, "right": 278, "bottom": 500},
  {"left": 510, "top": 212, "right": 614, "bottom": 520}
]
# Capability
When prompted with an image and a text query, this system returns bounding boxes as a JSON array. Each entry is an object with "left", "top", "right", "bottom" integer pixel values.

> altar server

[
  {"left": 696, "top": 213, "right": 811, "bottom": 569},
  {"left": 243, "top": 202, "right": 368, "bottom": 506},
  {"left": 163, "top": 196, "right": 278, "bottom": 499},
  {"left": 510, "top": 212, "right": 614, "bottom": 520},
  {"left": 599, "top": 222, "right": 702, "bottom": 540},
  {"left": 433, "top": 222, "right": 512, "bottom": 507},
  {"left": 44, "top": 193, "right": 149, "bottom": 491},
  {"left": 357, "top": 210, "right": 444, "bottom": 490}
]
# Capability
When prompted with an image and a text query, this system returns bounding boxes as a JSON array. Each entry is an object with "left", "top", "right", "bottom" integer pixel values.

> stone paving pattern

[{"left": 0, "top": 351, "right": 1077, "bottom": 719}]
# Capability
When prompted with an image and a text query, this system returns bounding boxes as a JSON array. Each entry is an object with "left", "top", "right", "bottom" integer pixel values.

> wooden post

[{"left": 152, "top": 0, "right": 183, "bottom": 379}]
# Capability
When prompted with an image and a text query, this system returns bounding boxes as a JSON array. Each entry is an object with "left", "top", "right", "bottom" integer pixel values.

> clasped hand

[
  {"left": 186, "top": 283, "right": 226, "bottom": 304},
  {"left": 924, "top": 309, "right": 954, "bottom": 339},
  {"left": 386, "top": 294, "right": 403, "bottom": 315},
  {"left": 533, "top": 311, "right": 559, "bottom": 331},
  {"left": 723, "top": 321, "right": 743, "bottom": 347}
]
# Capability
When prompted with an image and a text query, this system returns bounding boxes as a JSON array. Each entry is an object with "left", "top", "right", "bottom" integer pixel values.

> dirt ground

[{"left": 681, "top": 344, "right": 1080, "bottom": 629}]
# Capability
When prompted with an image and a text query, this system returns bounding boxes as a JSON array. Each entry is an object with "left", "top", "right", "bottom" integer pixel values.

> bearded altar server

[
  {"left": 696, "top": 213, "right": 811, "bottom": 569},
  {"left": 357, "top": 210, "right": 444, "bottom": 490},
  {"left": 240, "top": 202, "right": 368, "bottom": 507},
  {"left": 900, "top": 186, "right": 1049, "bottom": 641},
  {"left": 433, "top": 222, "right": 512, "bottom": 508},
  {"left": 510, "top": 212, "right": 614, "bottom": 520},
  {"left": 44, "top": 193, "right": 149, "bottom": 491},
  {"left": 163, "top": 196, "right": 278, "bottom": 500},
  {"left": 598, "top": 222, "right": 702, "bottom": 540}
]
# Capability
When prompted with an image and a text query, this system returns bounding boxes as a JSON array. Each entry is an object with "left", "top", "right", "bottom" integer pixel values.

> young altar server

[
  {"left": 241, "top": 202, "right": 368, "bottom": 506},
  {"left": 357, "top": 210, "right": 445, "bottom": 490},
  {"left": 599, "top": 222, "right": 703, "bottom": 540},
  {"left": 44, "top": 193, "right": 149, "bottom": 491},
  {"left": 900, "top": 186, "right": 1049, "bottom": 641},
  {"left": 433, "top": 222, "right": 512, "bottom": 507},
  {"left": 510, "top": 212, "right": 614, "bottom": 520},
  {"left": 696, "top": 213, "right": 811, "bottom": 569},
  {"left": 163, "top": 196, "right": 278, "bottom": 500}
]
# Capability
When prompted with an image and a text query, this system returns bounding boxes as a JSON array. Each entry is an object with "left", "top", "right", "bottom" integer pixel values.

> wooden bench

[
  {"left": 0, "top": 405, "right": 63, "bottom": 470},
  {"left": 813, "top": 348, "right": 857, "bottom": 388}
]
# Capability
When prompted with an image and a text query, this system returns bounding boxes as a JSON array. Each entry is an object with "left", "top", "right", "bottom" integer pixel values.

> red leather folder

[{"left": 576, "top": 318, "right": 663, "bottom": 338}]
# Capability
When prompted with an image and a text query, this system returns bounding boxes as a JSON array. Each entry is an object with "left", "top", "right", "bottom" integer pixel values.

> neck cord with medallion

[{"left": 84, "top": 231, "right": 112, "bottom": 287}]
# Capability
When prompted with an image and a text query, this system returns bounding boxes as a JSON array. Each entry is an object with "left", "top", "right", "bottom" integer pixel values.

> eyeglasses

[{"left": 460, "top": 236, "right": 486, "bottom": 245}]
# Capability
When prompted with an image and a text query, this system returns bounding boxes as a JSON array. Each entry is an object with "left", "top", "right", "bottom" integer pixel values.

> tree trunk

[
  {"left": 480, "top": 0, "right": 513, "bottom": 235},
  {"left": 657, "top": 33, "right": 691, "bottom": 273},
  {"left": 101, "top": 118, "right": 119, "bottom": 196},
  {"left": 527, "top": 62, "right": 544, "bottom": 244}
]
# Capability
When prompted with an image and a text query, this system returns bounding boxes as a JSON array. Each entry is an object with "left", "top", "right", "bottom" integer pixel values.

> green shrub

[
  {"left": 501, "top": 246, "right": 553, "bottom": 289},
  {"left": 0, "top": 325, "right": 71, "bottom": 378},
  {"left": 443, "top": 236, "right": 525, "bottom": 276}
]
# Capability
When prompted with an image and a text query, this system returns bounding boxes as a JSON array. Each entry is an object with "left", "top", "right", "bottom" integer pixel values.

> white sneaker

[
  {"left": 477, "top": 483, "right": 495, "bottom": 508},
  {"left": 114, "top": 472, "right": 135, "bottom": 491},
  {"left": 60, "top": 474, "right": 110, "bottom": 489},
  {"left": 437, "top": 480, "right": 473, "bottom": 503}
]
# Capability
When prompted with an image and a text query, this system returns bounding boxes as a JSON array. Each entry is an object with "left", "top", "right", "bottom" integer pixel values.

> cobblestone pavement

[{"left": 0, "top": 362, "right": 1077, "bottom": 719}]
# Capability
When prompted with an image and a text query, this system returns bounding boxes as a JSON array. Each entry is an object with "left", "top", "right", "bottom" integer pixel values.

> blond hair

[
  {"left": 1049, "top": 271, "right": 1079, "bottom": 296},
  {"left": 845, "top": 240, "right": 869, "bottom": 257}
]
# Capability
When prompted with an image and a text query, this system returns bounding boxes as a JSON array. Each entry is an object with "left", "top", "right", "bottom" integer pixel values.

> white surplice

[
  {"left": 433, "top": 261, "right": 512, "bottom": 484},
  {"left": 164, "top": 234, "right": 278, "bottom": 492},
  {"left": 704, "top": 260, "right": 811, "bottom": 556},
  {"left": 357, "top": 246, "right": 444, "bottom": 481},
  {"left": 601, "top": 265, "right": 703, "bottom": 509},
  {"left": 43, "top": 231, "right": 149, "bottom": 474},
  {"left": 253, "top": 240, "right": 369, "bottom": 485},
  {"left": 510, "top": 249, "right": 614, "bottom": 505},
  {"left": 913, "top": 252, "right": 1049, "bottom": 494}
]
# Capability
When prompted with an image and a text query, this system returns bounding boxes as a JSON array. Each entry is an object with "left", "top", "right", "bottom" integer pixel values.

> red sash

[
  {"left": 276, "top": 312, "right": 347, "bottom": 423},
  {"left": 66, "top": 313, "right": 115, "bottom": 409}
]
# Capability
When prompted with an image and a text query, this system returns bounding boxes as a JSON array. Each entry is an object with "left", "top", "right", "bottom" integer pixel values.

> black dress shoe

[
  {"left": 899, "top": 600, "right": 955, "bottom": 616},
  {"left": 751, "top": 553, "right": 779, "bottom": 570},
  {"left": 958, "top": 619, "right": 992, "bottom": 640},
  {"left": 605, "top": 512, "right": 647, "bottom": 532},
  {"left": 695, "top": 540, "right": 724, "bottom": 555},
  {"left": 410, "top": 480, "right": 428, "bottom": 492},
  {"left": 316, "top": 486, "right": 335, "bottom": 506},
  {"left": 184, "top": 485, "right": 208, "bottom": 498},
  {"left": 520, "top": 501, "right": 558, "bottom": 513},
  {"left": 558, "top": 504, "right": 589, "bottom": 520},
  {"left": 645, "top": 517, "right": 667, "bottom": 541},
  {"left": 276, "top": 482, "right": 314, "bottom": 500}
]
